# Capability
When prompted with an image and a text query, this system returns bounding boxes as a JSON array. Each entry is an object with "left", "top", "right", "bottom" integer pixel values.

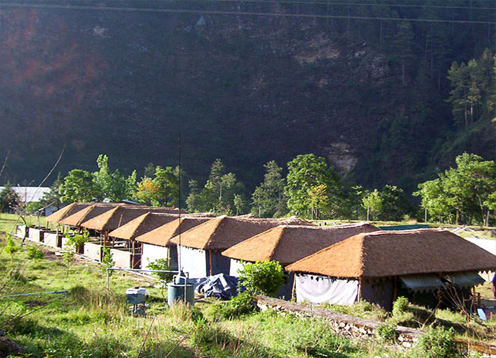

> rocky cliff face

[{"left": 0, "top": 5, "right": 448, "bottom": 190}]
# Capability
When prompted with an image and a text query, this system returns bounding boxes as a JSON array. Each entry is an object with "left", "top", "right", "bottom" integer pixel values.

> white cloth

[{"left": 295, "top": 274, "right": 358, "bottom": 305}]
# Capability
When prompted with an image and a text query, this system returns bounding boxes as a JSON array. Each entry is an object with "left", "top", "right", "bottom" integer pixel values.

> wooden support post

[
  {"left": 209, "top": 250, "right": 213, "bottom": 276},
  {"left": 393, "top": 276, "right": 398, "bottom": 302}
]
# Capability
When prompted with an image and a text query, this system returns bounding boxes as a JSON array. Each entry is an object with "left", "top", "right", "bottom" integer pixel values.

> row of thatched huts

[{"left": 30, "top": 202, "right": 496, "bottom": 311}]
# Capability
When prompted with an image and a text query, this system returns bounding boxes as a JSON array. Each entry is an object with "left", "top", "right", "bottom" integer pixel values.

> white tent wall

[
  {"left": 178, "top": 245, "right": 207, "bottom": 278},
  {"left": 463, "top": 237, "right": 496, "bottom": 256},
  {"left": 295, "top": 274, "right": 358, "bottom": 305},
  {"left": 141, "top": 244, "right": 170, "bottom": 269},
  {"left": 229, "top": 259, "right": 245, "bottom": 277}
]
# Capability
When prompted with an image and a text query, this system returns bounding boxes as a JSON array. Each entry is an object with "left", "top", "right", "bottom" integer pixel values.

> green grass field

[
  {"left": 0, "top": 234, "right": 382, "bottom": 357},
  {"left": 0, "top": 213, "right": 48, "bottom": 235},
  {"left": 1, "top": 218, "right": 495, "bottom": 357}
]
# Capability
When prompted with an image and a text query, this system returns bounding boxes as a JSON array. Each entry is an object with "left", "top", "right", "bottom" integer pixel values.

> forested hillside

[{"left": 1, "top": 0, "right": 496, "bottom": 193}]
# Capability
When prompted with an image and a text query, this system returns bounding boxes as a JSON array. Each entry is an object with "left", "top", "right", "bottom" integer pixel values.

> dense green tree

[
  {"left": 186, "top": 159, "right": 247, "bottom": 215},
  {"left": 135, "top": 166, "right": 179, "bottom": 207},
  {"left": 94, "top": 155, "right": 136, "bottom": 202},
  {"left": 339, "top": 185, "right": 367, "bottom": 220},
  {"left": 362, "top": 189, "right": 382, "bottom": 221},
  {"left": 0, "top": 183, "right": 20, "bottom": 213},
  {"left": 60, "top": 155, "right": 136, "bottom": 204},
  {"left": 415, "top": 153, "right": 496, "bottom": 225},
  {"left": 143, "top": 162, "right": 156, "bottom": 178},
  {"left": 445, "top": 153, "right": 496, "bottom": 225},
  {"left": 40, "top": 173, "right": 64, "bottom": 211},
  {"left": 448, "top": 49, "right": 496, "bottom": 130},
  {"left": 284, "top": 154, "right": 342, "bottom": 219},
  {"left": 233, "top": 194, "right": 246, "bottom": 216},
  {"left": 379, "top": 185, "right": 412, "bottom": 221},
  {"left": 420, "top": 0, "right": 453, "bottom": 90},
  {"left": 153, "top": 166, "right": 180, "bottom": 206},
  {"left": 414, "top": 177, "right": 451, "bottom": 223},
  {"left": 251, "top": 161, "right": 287, "bottom": 218},
  {"left": 186, "top": 179, "right": 201, "bottom": 212},
  {"left": 59, "top": 169, "right": 97, "bottom": 203},
  {"left": 390, "top": 21, "right": 415, "bottom": 86}
]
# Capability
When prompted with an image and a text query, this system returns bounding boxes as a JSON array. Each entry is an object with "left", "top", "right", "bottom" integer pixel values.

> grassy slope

[
  {"left": 0, "top": 233, "right": 398, "bottom": 357},
  {"left": 0, "top": 213, "right": 47, "bottom": 235},
  {"left": 1, "top": 215, "right": 495, "bottom": 356}
]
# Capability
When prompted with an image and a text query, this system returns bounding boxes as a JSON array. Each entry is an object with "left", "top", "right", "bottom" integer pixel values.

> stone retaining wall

[{"left": 255, "top": 296, "right": 420, "bottom": 348}]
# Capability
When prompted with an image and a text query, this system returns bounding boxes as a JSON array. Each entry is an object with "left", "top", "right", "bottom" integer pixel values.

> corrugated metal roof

[{"left": 0, "top": 186, "right": 50, "bottom": 202}]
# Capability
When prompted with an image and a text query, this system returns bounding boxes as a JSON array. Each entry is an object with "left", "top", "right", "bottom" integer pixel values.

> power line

[
  {"left": 125, "top": 0, "right": 496, "bottom": 13},
  {"left": 1, "top": 1, "right": 496, "bottom": 25}
]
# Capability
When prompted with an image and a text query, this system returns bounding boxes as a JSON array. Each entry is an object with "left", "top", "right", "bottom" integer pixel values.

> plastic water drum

[{"left": 167, "top": 283, "right": 194, "bottom": 306}]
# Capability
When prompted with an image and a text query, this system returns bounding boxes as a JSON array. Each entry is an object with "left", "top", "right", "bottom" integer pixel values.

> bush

[
  {"left": 65, "top": 231, "right": 90, "bottom": 248},
  {"left": 320, "top": 300, "right": 387, "bottom": 321},
  {"left": 414, "top": 326, "right": 465, "bottom": 358},
  {"left": 392, "top": 296, "right": 409, "bottom": 317},
  {"left": 224, "top": 291, "right": 256, "bottom": 318},
  {"left": 101, "top": 247, "right": 114, "bottom": 273},
  {"left": 4, "top": 234, "right": 20, "bottom": 263},
  {"left": 238, "top": 261, "right": 285, "bottom": 297},
  {"left": 25, "top": 202, "right": 44, "bottom": 215},
  {"left": 191, "top": 319, "right": 232, "bottom": 347},
  {"left": 375, "top": 323, "right": 397, "bottom": 343},
  {"left": 203, "top": 300, "right": 227, "bottom": 322},
  {"left": 203, "top": 292, "right": 256, "bottom": 321},
  {"left": 27, "top": 246, "right": 45, "bottom": 261},
  {"left": 147, "top": 258, "right": 174, "bottom": 283}
]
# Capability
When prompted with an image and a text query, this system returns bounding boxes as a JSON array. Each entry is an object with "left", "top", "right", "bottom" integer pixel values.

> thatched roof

[
  {"left": 135, "top": 216, "right": 212, "bottom": 246},
  {"left": 45, "top": 203, "right": 89, "bottom": 223},
  {"left": 286, "top": 229, "right": 496, "bottom": 278},
  {"left": 81, "top": 206, "right": 181, "bottom": 231},
  {"left": 169, "top": 216, "right": 313, "bottom": 250},
  {"left": 59, "top": 203, "right": 117, "bottom": 227},
  {"left": 108, "top": 212, "right": 179, "bottom": 240},
  {"left": 222, "top": 222, "right": 380, "bottom": 266}
]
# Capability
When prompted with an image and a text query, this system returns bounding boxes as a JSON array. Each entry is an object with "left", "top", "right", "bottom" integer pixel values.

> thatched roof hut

[
  {"left": 135, "top": 216, "right": 212, "bottom": 247},
  {"left": 81, "top": 205, "right": 184, "bottom": 232},
  {"left": 285, "top": 229, "right": 496, "bottom": 310},
  {"left": 222, "top": 222, "right": 379, "bottom": 266},
  {"left": 170, "top": 215, "right": 312, "bottom": 251},
  {"left": 169, "top": 215, "right": 312, "bottom": 278},
  {"left": 135, "top": 216, "right": 214, "bottom": 271},
  {"left": 107, "top": 212, "right": 178, "bottom": 241},
  {"left": 45, "top": 203, "right": 93, "bottom": 223},
  {"left": 286, "top": 229, "right": 496, "bottom": 278},
  {"left": 58, "top": 203, "right": 117, "bottom": 227}
]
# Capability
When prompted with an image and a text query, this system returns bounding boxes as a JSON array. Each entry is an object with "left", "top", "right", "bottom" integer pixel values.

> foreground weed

[
  {"left": 320, "top": 300, "right": 388, "bottom": 322},
  {"left": 242, "top": 309, "right": 359, "bottom": 357},
  {"left": 409, "top": 326, "right": 466, "bottom": 358},
  {"left": 376, "top": 322, "right": 398, "bottom": 343}
]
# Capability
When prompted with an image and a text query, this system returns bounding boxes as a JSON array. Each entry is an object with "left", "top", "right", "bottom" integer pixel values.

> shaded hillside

[{"left": 1, "top": 0, "right": 495, "bottom": 192}]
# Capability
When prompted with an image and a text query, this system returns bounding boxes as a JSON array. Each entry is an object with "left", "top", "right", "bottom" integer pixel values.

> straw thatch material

[
  {"left": 59, "top": 203, "right": 117, "bottom": 227},
  {"left": 286, "top": 229, "right": 496, "bottom": 278},
  {"left": 135, "top": 217, "right": 212, "bottom": 246},
  {"left": 222, "top": 222, "right": 380, "bottom": 266},
  {"left": 170, "top": 216, "right": 313, "bottom": 250},
  {"left": 108, "top": 212, "right": 179, "bottom": 240},
  {"left": 81, "top": 206, "right": 179, "bottom": 231},
  {"left": 45, "top": 203, "right": 92, "bottom": 223}
]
